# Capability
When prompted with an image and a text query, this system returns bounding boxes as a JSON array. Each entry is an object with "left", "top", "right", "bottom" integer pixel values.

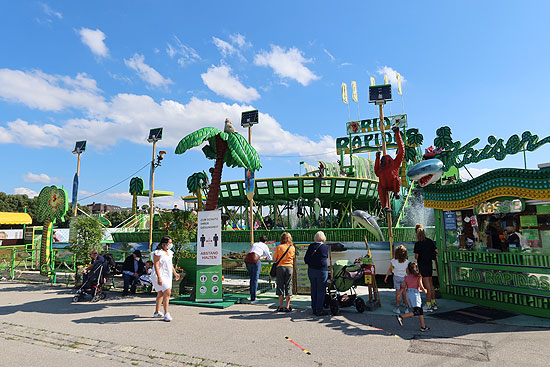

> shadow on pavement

[{"left": 72, "top": 314, "right": 157, "bottom": 324}]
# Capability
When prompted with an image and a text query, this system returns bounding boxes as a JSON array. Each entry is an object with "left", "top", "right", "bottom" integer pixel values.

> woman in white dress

[{"left": 151, "top": 236, "right": 180, "bottom": 322}]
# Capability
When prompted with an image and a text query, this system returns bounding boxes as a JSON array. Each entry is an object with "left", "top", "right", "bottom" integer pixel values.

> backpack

[{"left": 101, "top": 253, "right": 116, "bottom": 276}]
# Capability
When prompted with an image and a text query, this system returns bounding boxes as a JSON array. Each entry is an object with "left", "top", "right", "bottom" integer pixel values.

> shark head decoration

[{"left": 406, "top": 159, "right": 444, "bottom": 187}]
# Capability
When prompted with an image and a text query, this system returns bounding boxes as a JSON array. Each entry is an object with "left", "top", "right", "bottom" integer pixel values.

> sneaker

[
  {"left": 275, "top": 307, "right": 284, "bottom": 312},
  {"left": 392, "top": 307, "right": 401, "bottom": 314},
  {"left": 396, "top": 315, "right": 403, "bottom": 326},
  {"left": 250, "top": 299, "right": 259, "bottom": 305},
  {"left": 284, "top": 306, "right": 293, "bottom": 312},
  {"left": 422, "top": 305, "right": 431, "bottom": 312},
  {"left": 431, "top": 303, "right": 438, "bottom": 311},
  {"left": 420, "top": 326, "right": 430, "bottom": 332},
  {"left": 153, "top": 312, "right": 164, "bottom": 318},
  {"left": 163, "top": 312, "right": 172, "bottom": 322}
]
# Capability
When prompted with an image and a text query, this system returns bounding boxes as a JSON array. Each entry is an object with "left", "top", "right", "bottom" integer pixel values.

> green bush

[{"left": 71, "top": 217, "right": 105, "bottom": 264}]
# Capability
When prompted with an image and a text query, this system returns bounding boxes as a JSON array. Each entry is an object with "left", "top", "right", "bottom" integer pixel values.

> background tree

[
  {"left": 71, "top": 217, "right": 105, "bottom": 264},
  {"left": 175, "top": 119, "right": 261, "bottom": 210},
  {"left": 129, "top": 177, "right": 144, "bottom": 215},
  {"left": 104, "top": 209, "right": 133, "bottom": 227},
  {"left": 35, "top": 186, "right": 69, "bottom": 273}
]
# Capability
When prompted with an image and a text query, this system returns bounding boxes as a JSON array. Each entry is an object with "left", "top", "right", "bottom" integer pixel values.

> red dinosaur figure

[{"left": 374, "top": 126, "right": 404, "bottom": 212}]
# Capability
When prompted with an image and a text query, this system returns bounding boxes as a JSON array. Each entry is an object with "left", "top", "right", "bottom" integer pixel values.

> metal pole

[
  {"left": 148, "top": 140, "right": 157, "bottom": 252},
  {"left": 248, "top": 126, "right": 254, "bottom": 245},
  {"left": 73, "top": 153, "right": 81, "bottom": 216},
  {"left": 379, "top": 103, "right": 394, "bottom": 257}
]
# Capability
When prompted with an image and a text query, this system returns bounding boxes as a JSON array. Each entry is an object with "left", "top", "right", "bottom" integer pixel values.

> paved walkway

[{"left": 1, "top": 281, "right": 549, "bottom": 367}]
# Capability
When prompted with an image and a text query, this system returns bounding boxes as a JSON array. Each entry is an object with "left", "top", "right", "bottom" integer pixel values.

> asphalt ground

[{"left": 1, "top": 281, "right": 549, "bottom": 367}]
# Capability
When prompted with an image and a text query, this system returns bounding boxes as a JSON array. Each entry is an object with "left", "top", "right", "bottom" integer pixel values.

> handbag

[
  {"left": 270, "top": 245, "right": 292, "bottom": 278},
  {"left": 244, "top": 251, "right": 260, "bottom": 265}
]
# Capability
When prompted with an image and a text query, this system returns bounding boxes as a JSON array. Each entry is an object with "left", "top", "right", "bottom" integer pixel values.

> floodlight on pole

[
  {"left": 368, "top": 83, "right": 394, "bottom": 256},
  {"left": 147, "top": 128, "right": 163, "bottom": 251},
  {"left": 72, "top": 140, "right": 86, "bottom": 216},
  {"left": 241, "top": 110, "right": 259, "bottom": 246}
]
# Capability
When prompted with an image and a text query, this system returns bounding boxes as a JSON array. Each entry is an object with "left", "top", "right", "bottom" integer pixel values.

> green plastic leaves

[
  {"left": 175, "top": 127, "right": 221, "bottom": 154},
  {"left": 175, "top": 127, "right": 261, "bottom": 171},
  {"left": 129, "top": 177, "right": 144, "bottom": 195},
  {"left": 36, "top": 185, "right": 69, "bottom": 223}
]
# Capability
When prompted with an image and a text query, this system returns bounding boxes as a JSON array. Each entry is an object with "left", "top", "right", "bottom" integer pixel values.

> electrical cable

[{"left": 79, "top": 161, "right": 151, "bottom": 201}]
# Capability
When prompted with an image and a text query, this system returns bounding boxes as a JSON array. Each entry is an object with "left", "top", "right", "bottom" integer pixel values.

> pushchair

[
  {"left": 324, "top": 260, "right": 367, "bottom": 315},
  {"left": 73, "top": 254, "right": 115, "bottom": 302}
]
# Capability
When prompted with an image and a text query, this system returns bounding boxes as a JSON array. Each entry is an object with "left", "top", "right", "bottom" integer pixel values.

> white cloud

[
  {"left": 229, "top": 33, "right": 251, "bottom": 48},
  {"left": 41, "top": 3, "right": 62, "bottom": 19},
  {"left": 323, "top": 49, "right": 335, "bottom": 61},
  {"left": 254, "top": 45, "right": 320, "bottom": 86},
  {"left": 212, "top": 37, "right": 237, "bottom": 58},
  {"left": 105, "top": 192, "right": 132, "bottom": 200},
  {"left": 0, "top": 119, "right": 61, "bottom": 147},
  {"left": 124, "top": 54, "right": 173, "bottom": 88},
  {"left": 0, "top": 69, "right": 334, "bottom": 157},
  {"left": 23, "top": 172, "right": 59, "bottom": 184},
  {"left": 0, "top": 69, "right": 107, "bottom": 113},
  {"left": 201, "top": 64, "right": 260, "bottom": 102},
  {"left": 459, "top": 168, "right": 492, "bottom": 180},
  {"left": 14, "top": 187, "right": 38, "bottom": 198},
  {"left": 166, "top": 36, "right": 200, "bottom": 67},
  {"left": 376, "top": 66, "right": 406, "bottom": 87},
  {"left": 79, "top": 28, "right": 109, "bottom": 57}
]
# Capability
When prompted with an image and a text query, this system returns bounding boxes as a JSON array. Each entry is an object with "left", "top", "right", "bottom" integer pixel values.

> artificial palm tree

[
  {"left": 187, "top": 171, "right": 209, "bottom": 211},
  {"left": 36, "top": 185, "right": 69, "bottom": 274},
  {"left": 129, "top": 177, "right": 144, "bottom": 215},
  {"left": 175, "top": 118, "right": 261, "bottom": 211}
]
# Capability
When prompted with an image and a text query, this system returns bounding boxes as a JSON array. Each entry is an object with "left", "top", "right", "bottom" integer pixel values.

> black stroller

[
  {"left": 324, "top": 262, "right": 367, "bottom": 315},
  {"left": 73, "top": 254, "right": 115, "bottom": 302}
]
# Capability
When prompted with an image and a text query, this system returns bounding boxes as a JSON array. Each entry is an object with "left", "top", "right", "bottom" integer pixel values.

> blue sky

[{"left": 1, "top": 1, "right": 549, "bottom": 209}]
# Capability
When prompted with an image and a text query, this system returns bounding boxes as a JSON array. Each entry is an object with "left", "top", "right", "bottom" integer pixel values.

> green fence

[
  {"left": 222, "top": 226, "right": 432, "bottom": 243},
  {"left": 440, "top": 250, "right": 550, "bottom": 318},
  {"left": 0, "top": 246, "right": 77, "bottom": 285},
  {"left": 112, "top": 226, "right": 432, "bottom": 244}
]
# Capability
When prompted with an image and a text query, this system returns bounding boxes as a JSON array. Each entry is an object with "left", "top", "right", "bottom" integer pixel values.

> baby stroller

[
  {"left": 137, "top": 273, "right": 153, "bottom": 293},
  {"left": 324, "top": 260, "right": 367, "bottom": 315},
  {"left": 73, "top": 253, "right": 115, "bottom": 302}
]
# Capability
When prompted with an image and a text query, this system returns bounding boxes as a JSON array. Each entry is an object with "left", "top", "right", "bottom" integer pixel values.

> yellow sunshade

[{"left": 0, "top": 212, "right": 32, "bottom": 225}]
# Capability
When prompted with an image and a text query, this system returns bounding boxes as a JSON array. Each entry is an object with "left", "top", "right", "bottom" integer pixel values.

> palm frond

[
  {"left": 226, "top": 133, "right": 262, "bottom": 171},
  {"left": 175, "top": 127, "right": 221, "bottom": 154}
]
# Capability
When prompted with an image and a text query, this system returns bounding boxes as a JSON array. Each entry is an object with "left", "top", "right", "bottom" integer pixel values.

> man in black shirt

[{"left": 122, "top": 250, "right": 145, "bottom": 296}]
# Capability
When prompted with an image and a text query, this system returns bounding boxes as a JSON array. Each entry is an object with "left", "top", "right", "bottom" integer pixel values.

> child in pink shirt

[{"left": 396, "top": 262, "right": 429, "bottom": 332}]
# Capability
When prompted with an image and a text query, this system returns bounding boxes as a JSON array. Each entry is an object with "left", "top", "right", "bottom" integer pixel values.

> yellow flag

[
  {"left": 384, "top": 75, "right": 388, "bottom": 85},
  {"left": 397, "top": 73, "right": 402, "bottom": 95},
  {"left": 351, "top": 81, "right": 358, "bottom": 102},
  {"left": 370, "top": 77, "right": 375, "bottom": 86},
  {"left": 341, "top": 83, "right": 348, "bottom": 104}
]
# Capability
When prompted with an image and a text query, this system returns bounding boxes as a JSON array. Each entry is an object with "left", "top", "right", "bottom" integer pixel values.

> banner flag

[
  {"left": 341, "top": 83, "right": 348, "bottom": 104},
  {"left": 351, "top": 81, "right": 358, "bottom": 102},
  {"left": 370, "top": 77, "right": 375, "bottom": 86},
  {"left": 397, "top": 73, "right": 402, "bottom": 95},
  {"left": 384, "top": 75, "right": 388, "bottom": 85}
]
